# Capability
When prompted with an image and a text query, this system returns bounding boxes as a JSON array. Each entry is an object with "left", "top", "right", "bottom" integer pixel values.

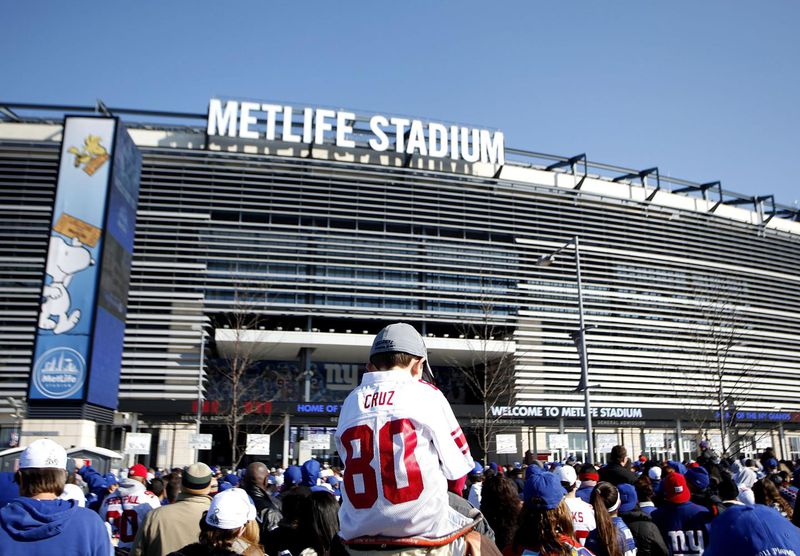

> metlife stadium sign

[{"left": 207, "top": 99, "right": 505, "bottom": 165}]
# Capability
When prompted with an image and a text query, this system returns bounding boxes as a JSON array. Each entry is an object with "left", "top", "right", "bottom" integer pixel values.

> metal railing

[{"left": 1, "top": 100, "right": 797, "bottom": 222}]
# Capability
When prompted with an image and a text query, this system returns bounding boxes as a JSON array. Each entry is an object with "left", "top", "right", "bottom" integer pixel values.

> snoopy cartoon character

[{"left": 38, "top": 235, "right": 95, "bottom": 334}]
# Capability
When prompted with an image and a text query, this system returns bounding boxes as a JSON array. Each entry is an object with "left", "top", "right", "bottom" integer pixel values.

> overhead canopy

[
  {"left": 0, "top": 447, "right": 23, "bottom": 458},
  {"left": 215, "top": 329, "right": 515, "bottom": 367},
  {"left": 67, "top": 446, "right": 123, "bottom": 460}
]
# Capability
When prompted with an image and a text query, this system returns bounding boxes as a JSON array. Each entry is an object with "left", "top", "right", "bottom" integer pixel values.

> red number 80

[{"left": 341, "top": 418, "right": 424, "bottom": 508}]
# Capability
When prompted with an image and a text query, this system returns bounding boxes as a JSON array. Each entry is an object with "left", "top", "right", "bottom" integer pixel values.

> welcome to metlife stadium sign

[{"left": 207, "top": 99, "right": 505, "bottom": 165}]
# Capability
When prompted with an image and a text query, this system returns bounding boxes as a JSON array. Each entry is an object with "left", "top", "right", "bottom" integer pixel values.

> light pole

[
  {"left": 536, "top": 236, "right": 598, "bottom": 463},
  {"left": 194, "top": 326, "right": 207, "bottom": 462}
]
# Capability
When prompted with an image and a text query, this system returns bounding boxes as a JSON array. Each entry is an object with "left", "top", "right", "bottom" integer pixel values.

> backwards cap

[
  {"left": 557, "top": 465, "right": 578, "bottom": 488},
  {"left": 370, "top": 323, "right": 434, "bottom": 381},
  {"left": 20, "top": 439, "right": 67, "bottom": 469}
]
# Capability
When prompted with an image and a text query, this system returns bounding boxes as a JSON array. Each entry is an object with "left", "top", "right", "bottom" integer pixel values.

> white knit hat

[
  {"left": 19, "top": 439, "right": 67, "bottom": 469},
  {"left": 205, "top": 488, "right": 256, "bottom": 529}
]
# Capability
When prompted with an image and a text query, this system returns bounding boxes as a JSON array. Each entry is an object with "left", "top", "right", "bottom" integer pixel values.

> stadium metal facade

[{"left": 1, "top": 101, "right": 799, "bottom": 467}]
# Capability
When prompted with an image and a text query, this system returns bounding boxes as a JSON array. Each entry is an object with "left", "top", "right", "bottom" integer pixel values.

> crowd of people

[
  {"left": 466, "top": 444, "right": 800, "bottom": 556},
  {"left": 0, "top": 323, "right": 799, "bottom": 556},
  {"left": 2, "top": 439, "right": 800, "bottom": 556}
]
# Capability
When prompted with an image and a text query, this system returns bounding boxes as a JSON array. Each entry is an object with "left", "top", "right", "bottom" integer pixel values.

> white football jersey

[
  {"left": 335, "top": 370, "right": 473, "bottom": 540},
  {"left": 100, "top": 481, "right": 161, "bottom": 548},
  {"left": 565, "top": 496, "right": 596, "bottom": 546}
]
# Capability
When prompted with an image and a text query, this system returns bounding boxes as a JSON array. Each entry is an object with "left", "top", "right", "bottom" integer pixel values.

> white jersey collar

[{"left": 360, "top": 369, "right": 415, "bottom": 384}]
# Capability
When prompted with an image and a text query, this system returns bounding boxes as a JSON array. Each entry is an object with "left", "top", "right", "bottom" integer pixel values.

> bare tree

[
  {"left": 673, "top": 278, "right": 771, "bottom": 457},
  {"left": 450, "top": 285, "right": 519, "bottom": 462},
  {"left": 206, "top": 287, "right": 281, "bottom": 467}
]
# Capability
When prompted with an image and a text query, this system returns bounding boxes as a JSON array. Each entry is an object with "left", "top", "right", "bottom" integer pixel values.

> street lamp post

[
  {"left": 537, "top": 236, "right": 597, "bottom": 463},
  {"left": 195, "top": 328, "right": 206, "bottom": 463}
]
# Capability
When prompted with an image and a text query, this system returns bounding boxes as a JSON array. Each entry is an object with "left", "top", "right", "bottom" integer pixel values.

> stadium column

[{"left": 23, "top": 116, "right": 141, "bottom": 449}]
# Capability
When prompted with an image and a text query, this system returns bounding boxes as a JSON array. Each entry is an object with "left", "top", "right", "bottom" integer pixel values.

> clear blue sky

[{"left": 3, "top": 1, "right": 798, "bottom": 206}]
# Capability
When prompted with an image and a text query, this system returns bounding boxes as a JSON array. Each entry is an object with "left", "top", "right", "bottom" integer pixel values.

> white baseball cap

[
  {"left": 648, "top": 467, "right": 662, "bottom": 480},
  {"left": 557, "top": 465, "right": 578, "bottom": 487},
  {"left": 20, "top": 439, "right": 67, "bottom": 469},
  {"left": 205, "top": 488, "right": 256, "bottom": 530}
]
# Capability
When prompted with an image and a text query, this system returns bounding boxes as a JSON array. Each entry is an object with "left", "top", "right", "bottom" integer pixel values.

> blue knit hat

[
  {"left": 705, "top": 505, "right": 800, "bottom": 556},
  {"left": 523, "top": 467, "right": 566, "bottom": 510}
]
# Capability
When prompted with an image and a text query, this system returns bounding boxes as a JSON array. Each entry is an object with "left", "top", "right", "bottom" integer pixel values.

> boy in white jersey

[
  {"left": 335, "top": 323, "right": 474, "bottom": 542},
  {"left": 559, "top": 465, "right": 596, "bottom": 546}
]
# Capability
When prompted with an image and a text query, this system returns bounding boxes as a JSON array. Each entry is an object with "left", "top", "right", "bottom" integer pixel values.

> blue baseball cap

[
  {"left": 705, "top": 504, "right": 800, "bottom": 556},
  {"left": 218, "top": 481, "right": 234, "bottom": 492},
  {"left": 470, "top": 461, "right": 483, "bottom": 475},
  {"left": 685, "top": 466, "right": 710, "bottom": 490},
  {"left": 103, "top": 473, "right": 118, "bottom": 487},
  {"left": 523, "top": 466, "right": 566, "bottom": 510},
  {"left": 617, "top": 483, "right": 637, "bottom": 513},
  {"left": 224, "top": 473, "right": 240, "bottom": 486},
  {"left": 284, "top": 465, "right": 303, "bottom": 487},
  {"left": 765, "top": 458, "right": 779, "bottom": 470},
  {"left": 667, "top": 461, "right": 687, "bottom": 475}
]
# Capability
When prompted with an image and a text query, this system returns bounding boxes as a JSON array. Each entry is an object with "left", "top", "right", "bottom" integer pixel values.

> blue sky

[{"left": 3, "top": 1, "right": 798, "bottom": 206}]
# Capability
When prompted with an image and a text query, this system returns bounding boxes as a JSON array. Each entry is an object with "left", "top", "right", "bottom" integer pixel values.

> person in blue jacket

[
  {"left": 0, "top": 439, "right": 111, "bottom": 556},
  {"left": 0, "top": 471, "right": 19, "bottom": 508},
  {"left": 651, "top": 472, "right": 711, "bottom": 556},
  {"left": 76, "top": 462, "right": 117, "bottom": 511}
]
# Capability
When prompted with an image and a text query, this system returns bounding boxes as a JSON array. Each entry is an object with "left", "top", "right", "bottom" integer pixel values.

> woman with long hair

[
  {"left": 307, "top": 489, "right": 342, "bottom": 556},
  {"left": 507, "top": 467, "right": 594, "bottom": 556},
  {"left": 481, "top": 475, "right": 522, "bottom": 551},
  {"left": 585, "top": 482, "right": 637, "bottom": 556},
  {"left": 753, "top": 478, "right": 793, "bottom": 519}
]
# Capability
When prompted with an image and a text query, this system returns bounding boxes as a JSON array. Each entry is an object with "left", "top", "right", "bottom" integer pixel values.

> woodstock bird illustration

[{"left": 67, "top": 135, "right": 109, "bottom": 175}]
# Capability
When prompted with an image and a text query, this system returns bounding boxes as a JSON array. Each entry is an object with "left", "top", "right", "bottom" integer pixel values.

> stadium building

[{"left": 1, "top": 100, "right": 799, "bottom": 468}]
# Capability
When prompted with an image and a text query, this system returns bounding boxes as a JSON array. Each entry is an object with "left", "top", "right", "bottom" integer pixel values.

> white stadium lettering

[{"left": 206, "top": 99, "right": 505, "bottom": 164}]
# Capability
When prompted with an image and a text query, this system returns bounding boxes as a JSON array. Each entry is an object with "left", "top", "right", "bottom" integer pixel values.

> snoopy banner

[{"left": 29, "top": 116, "right": 141, "bottom": 410}]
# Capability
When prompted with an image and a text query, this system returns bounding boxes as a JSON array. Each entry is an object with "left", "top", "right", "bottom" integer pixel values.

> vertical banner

[{"left": 29, "top": 117, "right": 141, "bottom": 411}]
